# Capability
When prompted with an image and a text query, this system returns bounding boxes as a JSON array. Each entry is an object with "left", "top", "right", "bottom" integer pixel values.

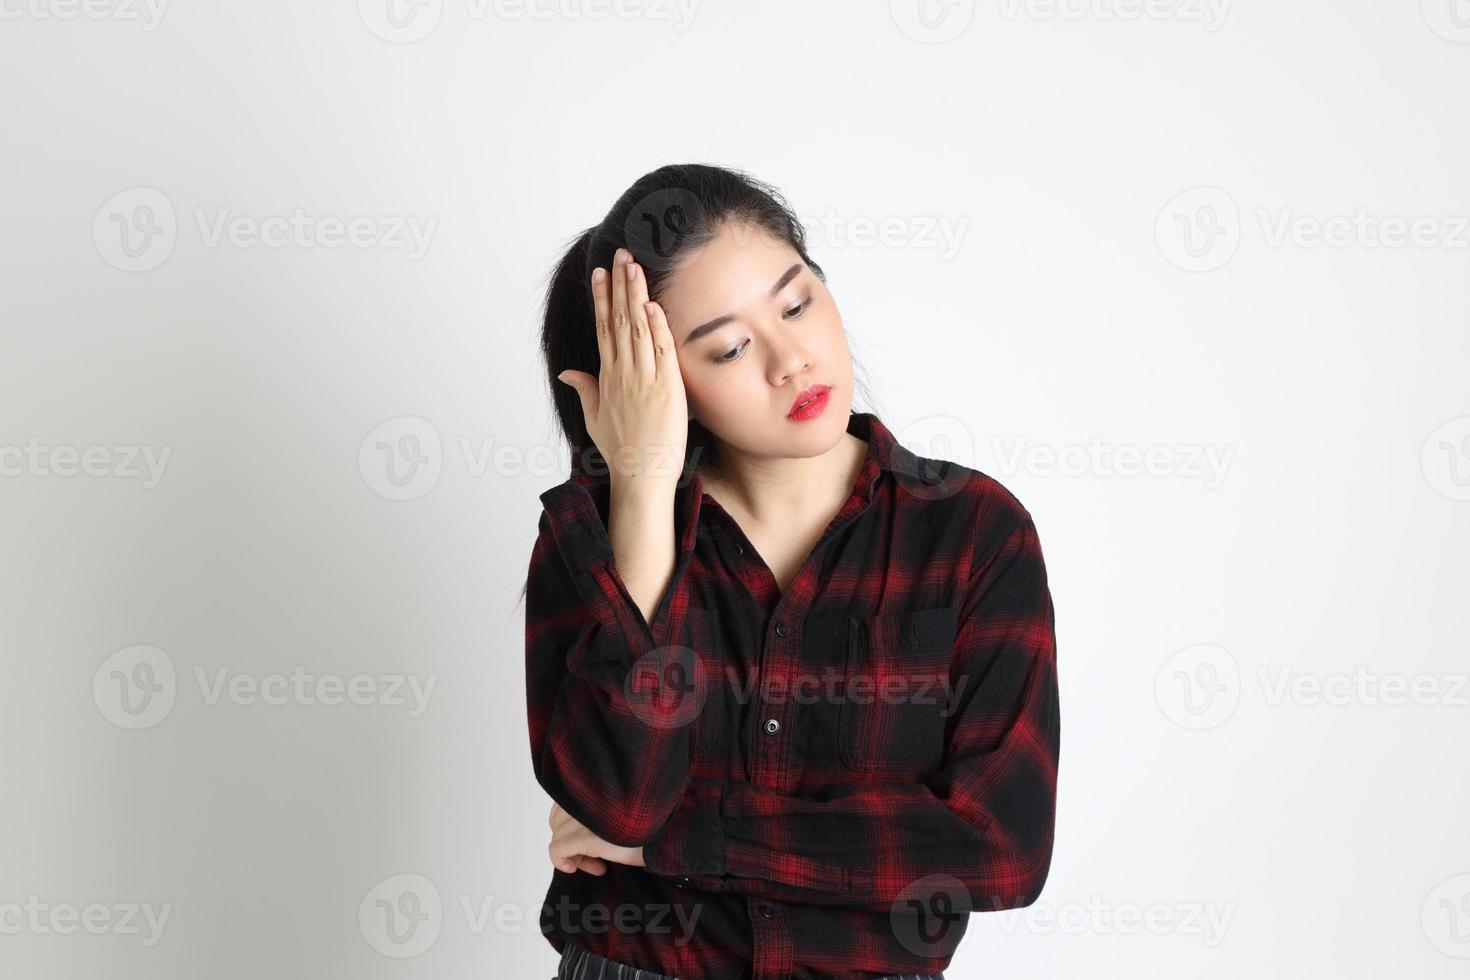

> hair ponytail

[{"left": 540, "top": 226, "right": 602, "bottom": 479}]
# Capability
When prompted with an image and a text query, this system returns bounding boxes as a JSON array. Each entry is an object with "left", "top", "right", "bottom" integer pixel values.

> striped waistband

[
  {"left": 557, "top": 942, "right": 678, "bottom": 980},
  {"left": 555, "top": 942, "right": 944, "bottom": 980}
]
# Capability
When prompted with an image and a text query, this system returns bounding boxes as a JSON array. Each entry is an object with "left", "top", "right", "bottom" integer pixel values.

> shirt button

[
  {"left": 774, "top": 621, "right": 788, "bottom": 637},
  {"left": 735, "top": 543, "right": 744, "bottom": 555},
  {"left": 758, "top": 904, "right": 775, "bottom": 918},
  {"left": 674, "top": 876, "right": 691, "bottom": 889},
  {"left": 764, "top": 718, "right": 780, "bottom": 735}
]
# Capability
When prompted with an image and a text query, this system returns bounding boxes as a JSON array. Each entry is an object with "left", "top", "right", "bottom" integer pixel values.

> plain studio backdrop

[{"left": 2, "top": 2, "right": 1468, "bottom": 978}]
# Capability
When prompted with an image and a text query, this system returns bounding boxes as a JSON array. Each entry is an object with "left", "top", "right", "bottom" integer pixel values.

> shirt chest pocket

[{"left": 839, "top": 605, "right": 958, "bottom": 774}]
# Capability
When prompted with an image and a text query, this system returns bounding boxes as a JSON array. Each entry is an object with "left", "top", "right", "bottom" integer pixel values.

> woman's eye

[
  {"left": 714, "top": 297, "right": 811, "bottom": 364},
  {"left": 717, "top": 339, "right": 749, "bottom": 364}
]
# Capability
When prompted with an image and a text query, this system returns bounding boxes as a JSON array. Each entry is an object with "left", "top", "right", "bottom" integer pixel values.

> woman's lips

[{"left": 788, "top": 385, "right": 831, "bottom": 421}]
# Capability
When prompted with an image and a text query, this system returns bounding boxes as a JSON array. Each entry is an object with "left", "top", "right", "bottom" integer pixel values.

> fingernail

[{"left": 592, "top": 268, "right": 605, "bottom": 284}]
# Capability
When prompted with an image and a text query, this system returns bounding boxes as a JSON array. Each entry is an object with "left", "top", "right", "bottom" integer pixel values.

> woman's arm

[
  {"left": 605, "top": 478, "right": 681, "bottom": 630},
  {"left": 524, "top": 478, "right": 704, "bottom": 848}
]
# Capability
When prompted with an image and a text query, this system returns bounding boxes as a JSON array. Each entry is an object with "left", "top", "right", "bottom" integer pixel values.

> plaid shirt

[{"left": 525, "top": 411, "right": 1059, "bottom": 979}]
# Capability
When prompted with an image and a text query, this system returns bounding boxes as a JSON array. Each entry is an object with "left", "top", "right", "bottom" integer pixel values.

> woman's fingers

[
  {"left": 644, "top": 300, "right": 678, "bottom": 384},
  {"left": 609, "top": 248, "right": 632, "bottom": 365},
  {"left": 548, "top": 809, "right": 616, "bottom": 877},
  {"left": 590, "top": 266, "right": 612, "bottom": 371},
  {"left": 575, "top": 855, "right": 608, "bottom": 876},
  {"left": 551, "top": 830, "right": 581, "bottom": 873},
  {"left": 624, "top": 259, "right": 655, "bottom": 381},
  {"left": 589, "top": 248, "right": 658, "bottom": 383},
  {"left": 550, "top": 840, "right": 601, "bottom": 876}
]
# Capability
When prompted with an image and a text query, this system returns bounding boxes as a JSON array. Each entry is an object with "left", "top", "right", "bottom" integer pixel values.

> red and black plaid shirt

[{"left": 525, "top": 411, "right": 1059, "bottom": 979}]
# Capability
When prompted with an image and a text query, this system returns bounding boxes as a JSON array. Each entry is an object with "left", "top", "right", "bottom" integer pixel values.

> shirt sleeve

[
  {"left": 524, "top": 480, "right": 706, "bottom": 847},
  {"left": 642, "top": 514, "right": 1059, "bottom": 913}
]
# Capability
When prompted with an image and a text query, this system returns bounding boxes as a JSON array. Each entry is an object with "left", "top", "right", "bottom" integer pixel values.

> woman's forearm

[{"left": 606, "top": 476, "right": 680, "bottom": 630}]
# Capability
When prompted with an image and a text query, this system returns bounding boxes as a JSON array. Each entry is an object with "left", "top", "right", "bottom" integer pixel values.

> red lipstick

[{"left": 787, "top": 384, "right": 831, "bottom": 421}]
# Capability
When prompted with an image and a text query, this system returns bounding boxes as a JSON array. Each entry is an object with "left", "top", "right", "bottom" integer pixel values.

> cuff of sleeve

[
  {"left": 538, "top": 471, "right": 703, "bottom": 571},
  {"left": 643, "top": 777, "right": 727, "bottom": 876},
  {"left": 538, "top": 473, "right": 705, "bottom": 640},
  {"left": 537, "top": 482, "right": 616, "bottom": 569}
]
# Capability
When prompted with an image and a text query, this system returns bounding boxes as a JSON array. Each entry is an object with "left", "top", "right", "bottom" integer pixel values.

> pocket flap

[{"left": 851, "top": 605, "right": 957, "bottom": 655}]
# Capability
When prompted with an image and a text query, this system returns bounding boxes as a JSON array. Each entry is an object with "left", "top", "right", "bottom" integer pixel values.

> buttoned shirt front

[{"left": 524, "top": 410, "right": 1060, "bottom": 979}]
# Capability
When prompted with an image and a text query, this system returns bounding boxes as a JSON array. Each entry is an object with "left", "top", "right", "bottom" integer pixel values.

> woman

[{"left": 524, "top": 164, "right": 1059, "bottom": 979}]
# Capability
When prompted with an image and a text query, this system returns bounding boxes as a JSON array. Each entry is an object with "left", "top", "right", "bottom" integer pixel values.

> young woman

[{"left": 524, "top": 164, "right": 1059, "bottom": 979}]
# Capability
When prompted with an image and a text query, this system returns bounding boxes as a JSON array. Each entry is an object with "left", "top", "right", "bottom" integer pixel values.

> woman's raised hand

[{"left": 557, "top": 247, "right": 688, "bottom": 487}]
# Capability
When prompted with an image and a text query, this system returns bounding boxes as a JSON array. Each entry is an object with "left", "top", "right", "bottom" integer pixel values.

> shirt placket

[
  {"left": 699, "top": 451, "right": 881, "bottom": 979},
  {"left": 749, "top": 606, "right": 801, "bottom": 786},
  {"left": 717, "top": 521, "right": 816, "bottom": 980},
  {"left": 750, "top": 582, "right": 806, "bottom": 978}
]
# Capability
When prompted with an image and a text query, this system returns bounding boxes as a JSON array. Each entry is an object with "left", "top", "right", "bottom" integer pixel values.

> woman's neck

[{"left": 699, "top": 431, "right": 868, "bottom": 527}]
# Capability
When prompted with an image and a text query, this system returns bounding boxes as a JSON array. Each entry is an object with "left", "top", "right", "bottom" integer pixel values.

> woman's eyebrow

[{"left": 681, "top": 263, "right": 803, "bottom": 346}]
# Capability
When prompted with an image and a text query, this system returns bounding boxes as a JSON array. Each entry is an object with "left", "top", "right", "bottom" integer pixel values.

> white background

[{"left": 2, "top": 1, "right": 1468, "bottom": 977}]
